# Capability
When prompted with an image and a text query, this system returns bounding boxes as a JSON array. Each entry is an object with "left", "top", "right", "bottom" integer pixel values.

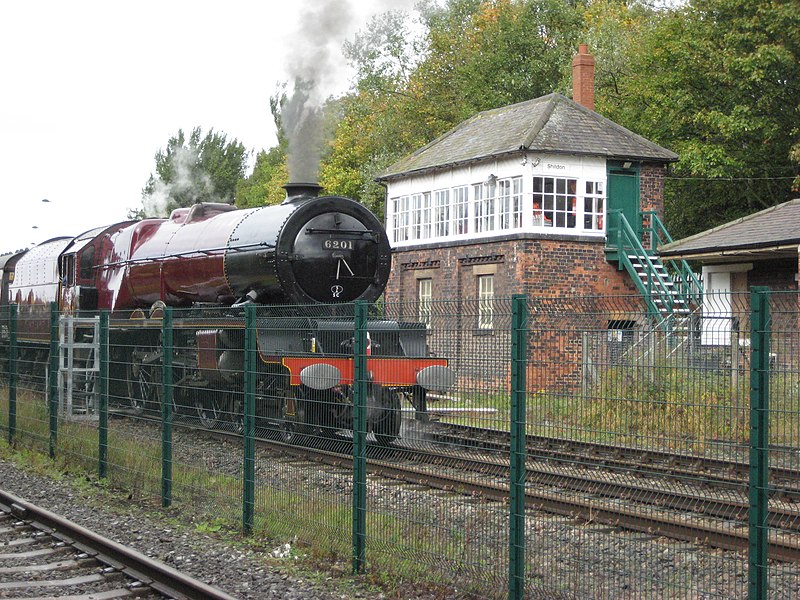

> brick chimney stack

[{"left": 572, "top": 44, "right": 595, "bottom": 111}]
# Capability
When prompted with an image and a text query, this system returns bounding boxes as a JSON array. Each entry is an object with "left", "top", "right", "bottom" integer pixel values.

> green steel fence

[{"left": 1, "top": 292, "right": 800, "bottom": 599}]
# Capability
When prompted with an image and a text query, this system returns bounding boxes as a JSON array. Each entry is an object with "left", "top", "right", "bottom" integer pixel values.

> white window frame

[
  {"left": 418, "top": 278, "right": 432, "bottom": 327},
  {"left": 420, "top": 192, "right": 432, "bottom": 239},
  {"left": 453, "top": 185, "right": 469, "bottom": 235},
  {"left": 498, "top": 177, "right": 522, "bottom": 230},
  {"left": 473, "top": 183, "right": 485, "bottom": 233},
  {"left": 478, "top": 274, "right": 494, "bottom": 330},
  {"left": 532, "top": 176, "right": 578, "bottom": 230},
  {"left": 411, "top": 193, "right": 423, "bottom": 240},
  {"left": 583, "top": 181, "right": 605, "bottom": 231},
  {"left": 434, "top": 189, "right": 450, "bottom": 238},
  {"left": 391, "top": 196, "right": 411, "bottom": 243}
]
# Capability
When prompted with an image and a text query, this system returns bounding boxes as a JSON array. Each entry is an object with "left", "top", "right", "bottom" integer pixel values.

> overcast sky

[{"left": 0, "top": 0, "right": 408, "bottom": 254}]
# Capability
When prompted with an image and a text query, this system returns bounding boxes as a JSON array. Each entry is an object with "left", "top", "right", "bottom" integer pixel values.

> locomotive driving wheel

[
  {"left": 195, "top": 390, "right": 222, "bottom": 429},
  {"left": 280, "top": 389, "right": 308, "bottom": 444},
  {"left": 372, "top": 387, "right": 402, "bottom": 446},
  {"left": 224, "top": 390, "right": 244, "bottom": 435},
  {"left": 128, "top": 345, "right": 162, "bottom": 415}
]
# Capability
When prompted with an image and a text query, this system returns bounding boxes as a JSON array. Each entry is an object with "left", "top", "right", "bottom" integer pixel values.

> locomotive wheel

[
  {"left": 225, "top": 391, "right": 244, "bottom": 435},
  {"left": 373, "top": 388, "right": 402, "bottom": 446},
  {"left": 196, "top": 390, "right": 222, "bottom": 429},
  {"left": 128, "top": 345, "right": 161, "bottom": 415},
  {"left": 296, "top": 386, "right": 341, "bottom": 442},
  {"left": 280, "top": 392, "right": 307, "bottom": 444}
]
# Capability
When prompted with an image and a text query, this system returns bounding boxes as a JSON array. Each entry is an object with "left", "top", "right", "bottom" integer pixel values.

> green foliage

[
  {"left": 236, "top": 145, "right": 288, "bottom": 208},
  {"left": 321, "top": 0, "right": 584, "bottom": 215},
  {"left": 415, "top": 0, "right": 581, "bottom": 119},
  {"left": 137, "top": 127, "right": 249, "bottom": 218},
  {"left": 599, "top": 0, "right": 800, "bottom": 238}
]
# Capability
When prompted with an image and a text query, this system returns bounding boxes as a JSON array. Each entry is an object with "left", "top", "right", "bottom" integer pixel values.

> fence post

[
  {"left": 243, "top": 304, "right": 256, "bottom": 534},
  {"left": 352, "top": 300, "right": 367, "bottom": 574},
  {"left": 749, "top": 287, "right": 770, "bottom": 600},
  {"left": 98, "top": 310, "right": 109, "bottom": 479},
  {"left": 509, "top": 295, "right": 528, "bottom": 600},
  {"left": 48, "top": 302, "right": 59, "bottom": 459},
  {"left": 8, "top": 304, "right": 17, "bottom": 445},
  {"left": 161, "top": 307, "right": 173, "bottom": 508}
]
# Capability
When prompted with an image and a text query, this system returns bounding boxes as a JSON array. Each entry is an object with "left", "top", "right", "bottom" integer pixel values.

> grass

[{"left": 427, "top": 361, "right": 800, "bottom": 451}]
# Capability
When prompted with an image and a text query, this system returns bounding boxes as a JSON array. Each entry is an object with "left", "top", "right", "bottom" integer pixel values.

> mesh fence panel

[
  {"left": 2, "top": 293, "right": 800, "bottom": 598},
  {"left": 767, "top": 292, "right": 800, "bottom": 595},
  {"left": 522, "top": 293, "right": 755, "bottom": 598},
  {"left": 4, "top": 308, "right": 51, "bottom": 452}
]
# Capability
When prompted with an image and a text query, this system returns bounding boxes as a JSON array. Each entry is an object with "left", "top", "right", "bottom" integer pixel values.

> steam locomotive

[{"left": 1, "top": 184, "right": 454, "bottom": 444}]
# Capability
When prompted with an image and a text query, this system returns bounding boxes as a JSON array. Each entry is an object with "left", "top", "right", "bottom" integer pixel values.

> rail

[{"left": 0, "top": 488, "right": 239, "bottom": 600}]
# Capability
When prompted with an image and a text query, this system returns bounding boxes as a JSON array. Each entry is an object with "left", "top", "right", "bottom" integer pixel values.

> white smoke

[
  {"left": 142, "top": 145, "right": 213, "bottom": 217},
  {"left": 282, "top": 0, "right": 417, "bottom": 183}
]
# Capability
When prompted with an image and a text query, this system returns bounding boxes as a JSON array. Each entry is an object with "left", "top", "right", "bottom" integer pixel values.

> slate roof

[
  {"left": 659, "top": 199, "right": 800, "bottom": 260},
  {"left": 377, "top": 93, "right": 678, "bottom": 180}
]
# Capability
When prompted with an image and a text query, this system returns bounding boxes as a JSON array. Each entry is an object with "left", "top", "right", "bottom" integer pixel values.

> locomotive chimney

[{"left": 282, "top": 182, "right": 323, "bottom": 204}]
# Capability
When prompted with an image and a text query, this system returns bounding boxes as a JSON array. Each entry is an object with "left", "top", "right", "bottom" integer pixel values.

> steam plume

[
  {"left": 281, "top": 0, "right": 415, "bottom": 183},
  {"left": 282, "top": 0, "right": 354, "bottom": 183}
]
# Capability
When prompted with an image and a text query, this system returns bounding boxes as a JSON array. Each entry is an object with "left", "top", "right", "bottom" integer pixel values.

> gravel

[{"left": 0, "top": 456, "right": 375, "bottom": 600}]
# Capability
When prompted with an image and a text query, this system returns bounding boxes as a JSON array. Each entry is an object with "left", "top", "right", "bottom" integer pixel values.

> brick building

[
  {"left": 376, "top": 47, "right": 688, "bottom": 389},
  {"left": 377, "top": 46, "right": 678, "bottom": 321}
]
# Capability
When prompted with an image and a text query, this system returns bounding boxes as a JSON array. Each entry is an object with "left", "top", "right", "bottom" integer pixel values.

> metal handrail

[
  {"left": 642, "top": 211, "right": 703, "bottom": 306},
  {"left": 607, "top": 210, "right": 680, "bottom": 322}
]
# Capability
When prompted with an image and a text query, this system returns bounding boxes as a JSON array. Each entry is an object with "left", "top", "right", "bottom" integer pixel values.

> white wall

[{"left": 385, "top": 153, "right": 608, "bottom": 248}]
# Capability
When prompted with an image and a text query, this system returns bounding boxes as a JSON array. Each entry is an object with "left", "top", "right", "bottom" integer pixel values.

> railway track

[
  {"left": 0, "top": 488, "right": 238, "bottom": 600},
  {"left": 263, "top": 432, "right": 800, "bottom": 562},
  {"left": 111, "top": 410, "right": 800, "bottom": 563},
  {"left": 428, "top": 421, "right": 800, "bottom": 499}
]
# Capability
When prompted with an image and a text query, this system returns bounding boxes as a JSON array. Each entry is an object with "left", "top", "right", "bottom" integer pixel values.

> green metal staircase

[{"left": 606, "top": 210, "right": 703, "bottom": 332}]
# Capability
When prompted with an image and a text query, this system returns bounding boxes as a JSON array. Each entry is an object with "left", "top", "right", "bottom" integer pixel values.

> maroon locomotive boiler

[{"left": 2, "top": 185, "right": 454, "bottom": 443}]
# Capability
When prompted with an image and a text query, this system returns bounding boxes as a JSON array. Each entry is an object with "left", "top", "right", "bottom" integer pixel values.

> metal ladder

[{"left": 58, "top": 315, "right": 100, "bottom": 419}]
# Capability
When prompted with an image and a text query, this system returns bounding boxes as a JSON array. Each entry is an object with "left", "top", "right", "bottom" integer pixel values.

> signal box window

[
  {"left": 533, "top": 176, "right": 577, "bottom": 229},
  {"left": 418, "top": 278, "right": 432, "bottom": 327},
  {"left": 434, "top": 189, "right": 450, "bottom": 237},
  {"left": 498, "top": 177, "right": 522, "bottom": 230},
  {"left": 584, "top": 181, "right": 605, "bottom": 230},
  {"left": 473, "top": 182, "right": 497, "bottom": 233},
  {"left": 477, "top": 274, "right": 494, "bottom": 330},
  {"left": 391, "top": 195, "right": 410, "bottom": 242},
  {"left": 411, "top": 193, "right": 432, "bottom": 240},
  {"left": 453, "top": 186, "right": 469, "bottom": 234}
]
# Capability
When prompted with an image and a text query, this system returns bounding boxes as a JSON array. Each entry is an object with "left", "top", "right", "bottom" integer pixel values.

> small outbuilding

[{"left": 659, "top": 198, "right": 800, "bottom": 345}]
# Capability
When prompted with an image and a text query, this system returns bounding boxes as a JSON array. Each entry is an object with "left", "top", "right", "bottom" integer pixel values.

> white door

[{"left": 702, "top": 270, "right": 731, "bottom": 345}]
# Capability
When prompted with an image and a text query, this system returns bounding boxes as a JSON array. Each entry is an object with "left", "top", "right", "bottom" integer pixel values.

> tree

[
  {"left": 319, "top": 9, "right": 425, "bottom": 216},
  {"left": 579, "top": 0, "right": 656, "bottom": 113},
  {"left": 236, "top": 93, "right": 290, "bottom": 208},
  {"left": 413, "top": 0, "right": 581, "bottom": 120},
  {"left": 236, "top": 145, "right": 288, "bottom": 208},
  {"left": 599, "top": 0, "right": 800, "bottom": 238},
  {"left": 321, "top": 0, "right": 584, "bottom": 215},
  {"left": 137, "top": 127, "right": 248, "bottom": 218}
]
